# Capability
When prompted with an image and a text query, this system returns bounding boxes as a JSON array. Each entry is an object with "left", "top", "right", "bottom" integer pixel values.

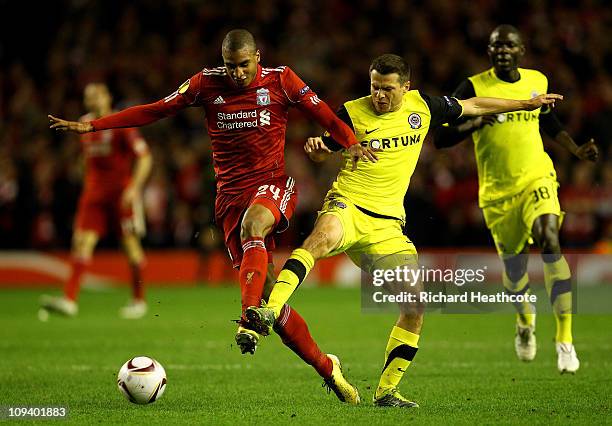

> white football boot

[
  {"left": 119, "top": 300, "right": 148, "bottom": 319},
  {"left": 40, "top": 295, "right": 78, "bottom": 317},
  {"left": 556, "top": 342, "right": 580, "bottom": 374},
  {"left": 515, "top": 320, "right": 536, "bottom": 362}
]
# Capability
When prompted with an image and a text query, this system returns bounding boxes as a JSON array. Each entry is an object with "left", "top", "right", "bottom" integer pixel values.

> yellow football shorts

[
  {"left": 483, "top": 176, "right": 563, "bottom": 256},
  {"left": 318, "top": 194, "right": 417, "bottom": 273}
]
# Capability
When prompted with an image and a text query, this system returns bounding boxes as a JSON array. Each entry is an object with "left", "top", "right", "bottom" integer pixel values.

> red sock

[
  {"left": 64, "top": 258, "right": 87, "bottom": 301},
  {"left": 239, "top": 237, "right": 268, "bottom": 315},
  {"left": 130, "top": 262, "right": 145, "bottom": 301},
  {"left": 274, "top": 305, "right": 333, "bottom": 378}
]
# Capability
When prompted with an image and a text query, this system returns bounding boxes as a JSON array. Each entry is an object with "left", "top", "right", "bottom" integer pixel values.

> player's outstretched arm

[
  {"left": 48, "top": 115, "right": 94, "bottom": 134},
  {"left": 433, "top": 79, "right": 494, "bottom": 149},
  {"left": 460, "top": 93, "right": 563, "bottom": 116},
  {"left": 50, "top": 74, "right": 200, "bottom": 133},
  {"left": 49, "top": 98, "right": 184, "bottom": 133}
]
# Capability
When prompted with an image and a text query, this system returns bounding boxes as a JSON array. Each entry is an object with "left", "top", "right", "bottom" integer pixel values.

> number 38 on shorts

[{"left": 482, "top": 176, "right": 562, "bottom": 256}]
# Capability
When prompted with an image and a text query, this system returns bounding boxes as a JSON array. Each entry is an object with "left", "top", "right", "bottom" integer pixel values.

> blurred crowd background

[{"left": 1, "top": 0, "right": 610, "bottom": 253}]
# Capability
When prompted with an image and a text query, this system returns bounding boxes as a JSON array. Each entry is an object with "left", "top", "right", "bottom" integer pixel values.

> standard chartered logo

[
  {"left": 217, "top": 109, "right": 271, "bottom": 130},
  {"left": 259, "top": 109, "right": 270, "bottom": 126}
]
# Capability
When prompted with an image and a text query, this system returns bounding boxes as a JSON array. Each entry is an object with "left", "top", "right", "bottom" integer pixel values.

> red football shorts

[
  {"left": 74, "top": 190, "right": 144, "bottom": 237},
  {"left": 215, "top": 175, "right": 298, "bottom": 268}
]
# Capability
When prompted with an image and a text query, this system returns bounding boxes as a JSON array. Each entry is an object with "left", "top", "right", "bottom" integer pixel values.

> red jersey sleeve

[
  {"left": 123, "top": 128, "right": 149, "bottom": 157},
  {"left": 279, "top": 67, "right": 358, "bottom": 148},
  {"left": 91, "top": 72, "right": 205, "bottom": 131}
]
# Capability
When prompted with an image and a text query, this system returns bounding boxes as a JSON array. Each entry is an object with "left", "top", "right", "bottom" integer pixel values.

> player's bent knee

[
  {"left": 240, "top": 209, "right": 275, "bottom": 240},
  {"left": 303, "top": 215, "right": 342, "bottom": 258},
  {"left": 506, "top": 262, "right": 527, "bottom": 283},
  {"left": 240, "top": 219, "right": 267, "bottom": 240},
  {"left": 302, "top": 230, "right": 338, "bottom": 259},
  {"left": 73, "top": 231, "right": 97, "bottom": 260},
  {"left": 504, "top": 256, "right": 528, "bottom": 282},
  {"left": 542, "top": 229, "right": 560, "bottom": 253},
  {"left": 71, "top": 236, "right": 83, "bottom": 255},
  {"left": 535, "top": 224, "right": 560, "bottom": 254},
  {"left": 122, "top": 235, "right": 143, "bottom": 261},
  {"left": 532, "top": 215, "right": 560, "bottom": 251}
]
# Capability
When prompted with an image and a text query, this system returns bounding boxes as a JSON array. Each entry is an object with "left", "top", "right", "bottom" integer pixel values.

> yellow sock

[
  {"left": 554, "top": 312, "right": 573, "bottom": 344},
  {"left": 376, "top": 326, "right": 419, "bottom": 398},
  {"left": 543, "top": 256, "right": 573, "bottom": 343},
  {"left": 267, "top": 248, "right": 315, "bottom": 316},
  {"left": 502, "top": 271, "right": 536, "bottom": 327}
]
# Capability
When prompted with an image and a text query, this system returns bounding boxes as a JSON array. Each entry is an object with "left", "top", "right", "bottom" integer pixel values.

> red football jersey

[
  {"left": 79, "top": 114, "right": 149, "bottom": 198},
  {"left": 91, "top": 65, "right": 358, "bottom": 194}
]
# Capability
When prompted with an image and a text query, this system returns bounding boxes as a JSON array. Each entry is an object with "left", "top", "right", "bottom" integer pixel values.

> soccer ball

[{"left": 117, "top": 356, "right": 167, "bottom": 404}]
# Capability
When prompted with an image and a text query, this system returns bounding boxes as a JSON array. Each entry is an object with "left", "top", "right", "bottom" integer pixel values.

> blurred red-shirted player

[
  {"left": 49, "top": 30, "right": 375, "bottom": 402},
  {"left": 42, "top": 83, "right": 153, "bottom": 319}
]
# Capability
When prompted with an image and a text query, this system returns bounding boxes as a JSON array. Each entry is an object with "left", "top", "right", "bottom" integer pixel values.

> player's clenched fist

[
  {"left": 575, "top": 138, "right": 599, "bottom": 162},
  {"left": 49, "top": 115, "right": 93, "bottom": 134}
]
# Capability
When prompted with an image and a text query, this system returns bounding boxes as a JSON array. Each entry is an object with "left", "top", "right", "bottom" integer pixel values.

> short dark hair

[
  {"left": 490, "top": 24, "right": 523, "bottom": 45},
  {"left": 369, "top": 54, "right": 411, "bottom": 83},
  {"left": 222, "top": 29, "right": 257, "bottom": 53}
]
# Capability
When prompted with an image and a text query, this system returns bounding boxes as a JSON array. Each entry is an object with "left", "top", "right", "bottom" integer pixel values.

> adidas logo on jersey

[{"left": 213, "top": 96, "right": 225, "bottom": 104}]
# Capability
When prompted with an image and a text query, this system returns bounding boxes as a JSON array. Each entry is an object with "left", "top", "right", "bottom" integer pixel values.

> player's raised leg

[
  {"left": 259, "top": 264, "right": 359, "bottom": 404},
  {"left": 273, "top": 304, "right": 359, "bottom": 404},
  {"left": 40, "top": 229, "right": 99, "bottom": 317},
  {"left": 532, "top": 214, "right": 579, "bottom": 373},
  {"left": 247, "top": 214, "right": 360, "bottom": 404},
  {"left": 119, "top": 233, "right": 147, "bottom": 319},
  {"left": 502, "top": 248, "right": 537, "bottom": 362}
]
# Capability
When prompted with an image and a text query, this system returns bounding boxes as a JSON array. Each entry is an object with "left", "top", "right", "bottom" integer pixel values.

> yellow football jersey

[
  {"left": 328, "top": 91, "right": 436, "bottom": 222},
  {"left": 469, "top": 67, "right": 556, "bottom": 207}
]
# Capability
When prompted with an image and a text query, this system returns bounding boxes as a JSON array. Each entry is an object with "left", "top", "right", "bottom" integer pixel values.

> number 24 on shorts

[{"left": 256, "top": 184, "right": 282, "bottom": 200}]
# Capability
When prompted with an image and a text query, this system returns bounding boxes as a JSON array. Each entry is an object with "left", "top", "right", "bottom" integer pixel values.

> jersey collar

[{"left": 491, "top": 67, "right": 522, "bottom": 84}]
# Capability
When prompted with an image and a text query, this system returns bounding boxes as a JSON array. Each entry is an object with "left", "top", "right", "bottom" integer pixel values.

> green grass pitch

[{"left": 1, "top": 287, "right": 610, "bottom": 424}]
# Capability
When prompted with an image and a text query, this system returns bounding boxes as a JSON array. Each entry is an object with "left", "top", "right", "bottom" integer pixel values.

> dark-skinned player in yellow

[{"left": 434, "top": 25, "right": 599, "bottom": 373}]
